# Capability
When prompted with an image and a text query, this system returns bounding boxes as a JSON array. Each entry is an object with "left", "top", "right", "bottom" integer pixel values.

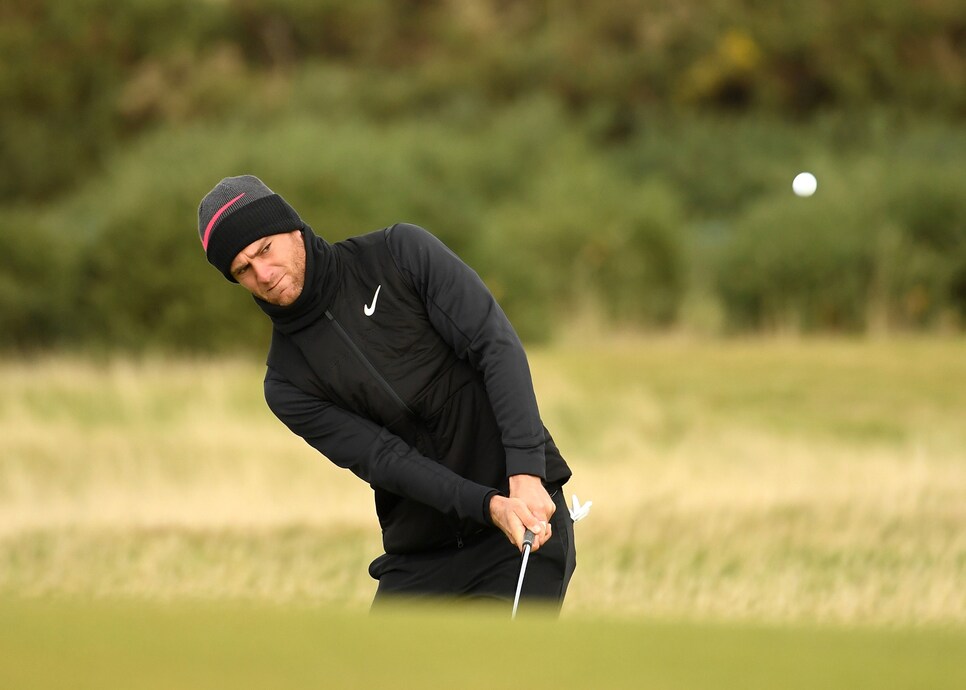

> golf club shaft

[{"left": 511, "top": 529, "right": 536, "bottom": 619}]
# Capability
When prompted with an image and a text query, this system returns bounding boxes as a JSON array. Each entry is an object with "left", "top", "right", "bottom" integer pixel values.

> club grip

[{"left": 523, "top": 529, "right": 536, "bottom": 548}]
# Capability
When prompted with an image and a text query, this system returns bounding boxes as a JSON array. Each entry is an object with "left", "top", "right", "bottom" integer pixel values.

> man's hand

[
  {"left": 489, "top": 474, "right": 556, "bottom": 553},
  {"left": 510, "top": 473, "right": 556, "bottom": 522}
]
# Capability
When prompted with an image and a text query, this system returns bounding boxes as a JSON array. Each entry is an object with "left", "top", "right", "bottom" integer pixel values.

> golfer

[{"left": 197, "top": 175, "right": 575, "bottom": 610}]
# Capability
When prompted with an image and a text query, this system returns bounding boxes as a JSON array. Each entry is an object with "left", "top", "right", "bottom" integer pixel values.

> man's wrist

[
  {"left": 485, "top": 491, "right": 502, "bottom": 525},
  {"left": 509, "top": 473, "right": 543, "bottom": 489}
]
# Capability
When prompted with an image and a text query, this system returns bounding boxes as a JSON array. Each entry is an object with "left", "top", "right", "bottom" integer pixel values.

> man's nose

[{"left": 253, "top": 260, "right": 273, "bottom": 284}]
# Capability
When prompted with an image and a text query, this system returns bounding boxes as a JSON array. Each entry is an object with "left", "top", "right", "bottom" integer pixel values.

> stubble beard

[{"left": 273, "top": 235, "right": 306, "bottom": 307}]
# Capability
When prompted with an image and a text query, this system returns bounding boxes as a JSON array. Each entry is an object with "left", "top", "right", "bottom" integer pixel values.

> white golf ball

[{"left": 792, "top": 172, "right": 817, "bottom": 197}]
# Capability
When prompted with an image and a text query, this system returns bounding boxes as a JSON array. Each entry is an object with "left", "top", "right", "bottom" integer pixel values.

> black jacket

[{"left": 263, "top": 223, "right": 571, "bottom": 554}]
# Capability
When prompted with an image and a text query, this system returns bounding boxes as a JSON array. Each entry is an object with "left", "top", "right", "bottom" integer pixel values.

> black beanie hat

[{"left": 198, "top": 175, "right": 303, "bottom": 281}]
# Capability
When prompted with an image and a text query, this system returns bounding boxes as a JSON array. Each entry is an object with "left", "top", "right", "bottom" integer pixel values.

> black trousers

[{"left": 369, "top": 488, "right": 576, "bottom": 614}]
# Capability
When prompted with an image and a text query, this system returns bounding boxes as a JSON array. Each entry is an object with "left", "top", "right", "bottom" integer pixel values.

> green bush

[
  {"left": 0, "top": 0, "right": 226, "bottom": 201},
  {"left": 1, "top": 21, "right": 963, "bottom": 353},
  {"left": 24, "top": 125, "right": 267, "bottom": 354},
  {"left": 716, "top": 150, "right": 966, "bottom": 332},
  {"left": 0, "top": 208, "right": 77, "bottom": 350},
  {"left": 478, "top": 151, "right": 687, "bottom": 339},
  {"left": 716, "top": 189, "right": 877, "bottom": 332},
  {"left": 881, "top": 162, "right": 966, "bottom": 325},
  {"left": 6, "top": 104, "right": 964, "bottom": 352},
  {"left": 3, "top": 0, "right": 962, "bottom": 203},
  {"left": 613, "top": 112, "right": 817, "bottom": 218},
  {"left": 10, "top": 96, "right": 690, "bottom": 352}
]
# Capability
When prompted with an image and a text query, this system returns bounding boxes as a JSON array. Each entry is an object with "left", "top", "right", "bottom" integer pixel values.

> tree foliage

[{"left": 1, "top": 1, "right": 964, "bottom": 350}]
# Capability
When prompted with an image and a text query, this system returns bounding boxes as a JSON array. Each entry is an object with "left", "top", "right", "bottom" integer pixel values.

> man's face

[{"left": 229, "top": 229, "right": 306, "bottom": 306}]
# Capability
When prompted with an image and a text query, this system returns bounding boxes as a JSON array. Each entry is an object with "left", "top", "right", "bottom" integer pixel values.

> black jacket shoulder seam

[
  {"left": 383, "top": 223, "right": 419, "bottom": 296},
  {"left": 384, "top": 224, "right": 478, "bottom": 347}
]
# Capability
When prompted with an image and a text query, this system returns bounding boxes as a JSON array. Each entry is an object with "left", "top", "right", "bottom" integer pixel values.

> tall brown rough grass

[{"left": 1, "top": 337, "right": 964, "bottom": 625}]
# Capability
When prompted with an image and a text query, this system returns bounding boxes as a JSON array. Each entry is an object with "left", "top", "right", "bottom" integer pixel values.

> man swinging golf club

[{"left": 197, "top": 175, "right": 576, "bottom": 613}]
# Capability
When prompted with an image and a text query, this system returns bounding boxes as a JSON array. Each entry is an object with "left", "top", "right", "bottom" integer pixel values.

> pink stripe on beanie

[{"left": 202, "top": 192, "right": 245, "bottom": 250}]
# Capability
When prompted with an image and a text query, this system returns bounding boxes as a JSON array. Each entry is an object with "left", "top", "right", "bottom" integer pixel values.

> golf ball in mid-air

[{"left": 792, "top": 172, "right": 817, "bottom": 197}]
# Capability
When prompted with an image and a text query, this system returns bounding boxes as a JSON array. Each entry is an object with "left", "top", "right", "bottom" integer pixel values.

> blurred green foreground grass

[
  {"left": 1, "top": 598, "right": 963, "bottom": 690},
  {"left": 1, "top": 337, "right": 965, "bottom": 627}
]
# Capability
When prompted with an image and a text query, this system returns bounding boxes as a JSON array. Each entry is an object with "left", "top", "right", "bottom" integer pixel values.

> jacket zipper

[
  {"left": 325, "top": 310, "right": 416, "bottom": 418},
  {"left": 324, "top": 310, "right": 465, "bottom": 548}
]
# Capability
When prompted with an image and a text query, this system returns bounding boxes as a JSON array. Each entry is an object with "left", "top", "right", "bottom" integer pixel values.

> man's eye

[
  {"left": 235, "top": 265, "right": 249, "bottom": 276},
  {"left": 261, "top": 243, "right": 271, "bottom": 254}
]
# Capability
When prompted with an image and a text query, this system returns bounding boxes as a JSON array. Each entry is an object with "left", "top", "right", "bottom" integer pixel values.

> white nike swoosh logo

[{"left": 364, "top": 284, "right": 382, "bottom": 317}]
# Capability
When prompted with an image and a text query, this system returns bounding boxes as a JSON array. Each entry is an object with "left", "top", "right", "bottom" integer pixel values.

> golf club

[{"left": 511, "top": 528, "right": 536, "bottom": 619}]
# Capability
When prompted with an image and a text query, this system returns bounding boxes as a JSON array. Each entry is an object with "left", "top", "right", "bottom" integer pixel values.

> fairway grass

[
  {"left": 1, "top": 337, "right": 965, "bottom": 626},
  {"left": 2, "top": 598, "right": 964, "bottom": 690}
]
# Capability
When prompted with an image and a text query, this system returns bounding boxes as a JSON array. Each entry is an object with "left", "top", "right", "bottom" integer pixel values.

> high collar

[{"left": 255, "top": 224, "right": 339, "bottom": 335}]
